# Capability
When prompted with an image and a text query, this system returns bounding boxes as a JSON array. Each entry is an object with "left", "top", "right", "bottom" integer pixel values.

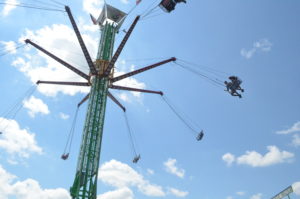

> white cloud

[
  {"left": 293, "top": 181, "right": 300, "bottom": 195},
  {"left": 111, "top": 66, "right": 147, "bottom": 104},
  {"left": 1, "top": 0, "right": 19, "bottom": 17},
  {"left": 120, "top": 0, "right": 129, "bottom": 4},
  {"left": 276, "top": 121, "right": 300, "bottom": 135},
  {"left": 241, "top": 39, "right": 272, "bottom": 59},
  {"left": 139, "top": 183, "right": 165, "bottom": 197},
  {"left": 78, "top": 16, "right": 99, "bottom": 33},
  {"left": 0, "top": 164, "right": 16, "bottom": 198},
  {"left": 97, "top": 187, "right": 133, "bottom": 199},
  {"left": 83, "top": 0, "right": 104, "bottom": 17},
  {"left": 114, "top": 67, "right": 146, "bottom": 102},
  {"left": 23, "top": 96, "right": 50, "bottom": 118},
  {"left": 147, "top": 169, "right": 154, "bottom": 175},
  {"left": 59, "top": 112, "right": 69, "bottom": 120},
  {"left": 130, "top": 64, "right": 135, "bottom": 72},
  {"left": 292, "top": 134, "right": 300, "bottom": 147},
  {"left": 98, "top": 159, "right": 165, "bottom": 197},
  {"left": 236, "top": 191, "right": 245, "bottom": 196},
  {"left": 237, "top": 146, "right": 294, "bottom": 167},
  {"left": 12, "top": 24, "right": 94, "bottom": 97},
  {"left": 0, "top": 164, "right": 71, "bottom": 199},
  {"left": 99, "top": 159, "right": 142, "bottom": 188},
  {"left": 164, "top": 158, "right": 185, "bottom": 178},
  {"left": 250, "top": 193, "right": 262, "bottom": 199},
  {"left": 240, "top": 48, "right": 256, "bottom": 59},
  {"left": 0, "top": 118, "right": 42, "bottom": 160},
  {"left": 118, "top": 92, "right": 131, "bottom": 103},
  {"left": 168, "top": 187, "right": 188, "bottom": 197},
  {"left": 254, "top": 39, "right": 272, "bottom": 51},
  {"left": 223, "top": 146, "right": 294, "bottom": 167},
  {"left": 226, "top": 191, "right": 245, "bottom": 198},
  {"left": 222, "top": 153, "right": 235, "bottom": 166},
  {"left": 0, "top": 41, "right": 17, "bottom": 54}
]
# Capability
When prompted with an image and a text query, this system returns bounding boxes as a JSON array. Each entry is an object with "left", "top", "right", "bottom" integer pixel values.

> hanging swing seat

[
  {"left": 159, "top": 0, "right": 176, "bottom": 13},
  {"left": 196, "top": 130, "right": 204, "bottom": 141},
  {"left": 159, "top": 0, "right": 186, "bottom": 13},
  {"left": 61, "top": 153, "right": 69, "bottom": 160},
  {"left": 132, "top": 154, "right": 141, "bottom": 163}
]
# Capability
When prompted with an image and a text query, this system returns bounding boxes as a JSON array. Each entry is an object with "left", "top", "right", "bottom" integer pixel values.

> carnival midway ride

[
  {"left": 22, "top": 1, "right": 189, "bottom": 198},
  {"left": 0, "top": 0, "right": 244, "bottom": 198}
]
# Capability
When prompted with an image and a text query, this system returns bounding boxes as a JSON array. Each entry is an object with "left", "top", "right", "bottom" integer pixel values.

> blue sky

[{"left": 0, "top": 0, "right": 300, "bottom": 199}]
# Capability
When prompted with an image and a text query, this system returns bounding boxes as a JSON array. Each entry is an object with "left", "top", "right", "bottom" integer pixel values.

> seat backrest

[
  {"left": 161, "top": 0, "right": 171, "bottom": 6},
  {"left": 160, "top": 0, "right": 176, "bottom": 7}
]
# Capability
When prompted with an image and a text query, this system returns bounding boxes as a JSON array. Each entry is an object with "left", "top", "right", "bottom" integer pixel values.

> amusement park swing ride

[{"left": 0, "top": 0, "right": 245, "bottom": 198}]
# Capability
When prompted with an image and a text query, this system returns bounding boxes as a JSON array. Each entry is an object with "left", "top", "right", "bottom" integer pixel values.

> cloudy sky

[{"left": 0, "top": 0, "right": 300, "bottom": 199}]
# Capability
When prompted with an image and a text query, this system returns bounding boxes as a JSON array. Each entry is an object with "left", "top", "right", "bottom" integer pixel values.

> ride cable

[
  {"left": 127, "top": 0, "right": 142, "bottom": 16},
  {"left": 176, "top": 58, "right": 231, "bottom": 77},
  {"left": 141, "top": 6, "right": 161, "bottom": 20},
  {"left": 140, "top": 0, "right": 161, "bottom": 19},
  {"left": 114, "top": 1, "right": 144, "bottom": 47},
  {"left": 140, "top": 0, "right": 188, "bottom": 21},
  {"left": 173, "top": 61, "right": 225, "bottom": 89},
  {"left": 0, "top": 1, "right": 65, "bottom": 12},
  {"left": 0, "top": 85, "right": 36, "bottom": 132},
  {"left": 161, "top": 95, "right": 200, "bottom": 136},
  {"left": 141, "top": 12, "right": 164, "bottom": 21},
  {"left": 62, "top": 106, "right": 79, "bottom": 160},
  {"left": 122, "top": 57, "right": 169, "bottom": 63},
  {"left": 48, "top": 0, "right": 66, "bottom": 7},
  {"left": 0, "top": 43, "right": 26, "bottom": 57},
  {"left": 26, "top": 0, "right": 63, "bottom": 9},
  {"left": 123, "top": 112, "right": 140, "bottom": 160},
  {"left": 175, "top": 59, "right": 245, "bottom": 98},
  {"left": 120, "top": 57, "right": 240, "bottom": 96}
]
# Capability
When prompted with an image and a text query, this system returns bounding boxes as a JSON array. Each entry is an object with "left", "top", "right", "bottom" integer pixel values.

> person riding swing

[{"left": 224, "top": 76, "right": 244, "bottom": 98}]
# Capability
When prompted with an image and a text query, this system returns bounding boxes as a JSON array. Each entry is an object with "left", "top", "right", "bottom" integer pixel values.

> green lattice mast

[
  {"left": 68, "top": 6, "right": 124, "bottom": 198},
  {"left": 25, "top": 3, "right": 175, "bottom": 199}
]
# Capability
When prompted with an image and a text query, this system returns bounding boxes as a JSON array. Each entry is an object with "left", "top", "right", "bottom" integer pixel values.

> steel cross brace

[
  {"left": 36, "top": 80, "right": 89, "bottom": 86},
  {"left": 78, "top": 93, "right": 90, "bottom": 108},
  {"left": 110, "top": 85, "right": 163, "bottom": 95},
  {"left": 111, "top": 57, "right": 176, "bottom": 83},
  {"left": 103, "top": 15, "right": 140, "bottom": 77},
  {"left": 107, "top": 91, "right": 126, "bottom": 112},
  {"left": 65, "top": 6, "right": 97, "bottom": 75}
]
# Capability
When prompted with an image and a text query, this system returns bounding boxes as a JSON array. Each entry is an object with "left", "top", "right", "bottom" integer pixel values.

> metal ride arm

[
  {"left": 111, "top": 57, "right": 176, "bottom": 83},
  {"left": 65, "top": 6, "right": 97, "bottom": 75},
  {"left": 78, "top": 93, "right": 90, "bottom": 107},
  {"left": 36, "top": 80, "right": 90, "bottom": 87},
  {"left": 103, "top": 16, "right": 140, "bottom": 77},
  {"left": 107, "top": 91, "right": 126, "bottom": 112},
  {"left": 25, "top": 39, "right": 89, "bottom": 80},
  {"left": 110, "top": 85, "right": 163, "bottom": 95}
]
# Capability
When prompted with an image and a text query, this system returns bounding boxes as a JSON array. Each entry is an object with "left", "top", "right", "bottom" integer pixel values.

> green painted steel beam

[{"left": 70, "top": 22, "right": 116, "bottom": 199}]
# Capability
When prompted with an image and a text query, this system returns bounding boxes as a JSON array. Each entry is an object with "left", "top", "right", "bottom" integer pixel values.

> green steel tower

[
  {"left": 68, "top": 5, "right": 128, "bottom": 198},
  {"left": 25, "top": 3, "right": 175, "bottom": 199}
]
